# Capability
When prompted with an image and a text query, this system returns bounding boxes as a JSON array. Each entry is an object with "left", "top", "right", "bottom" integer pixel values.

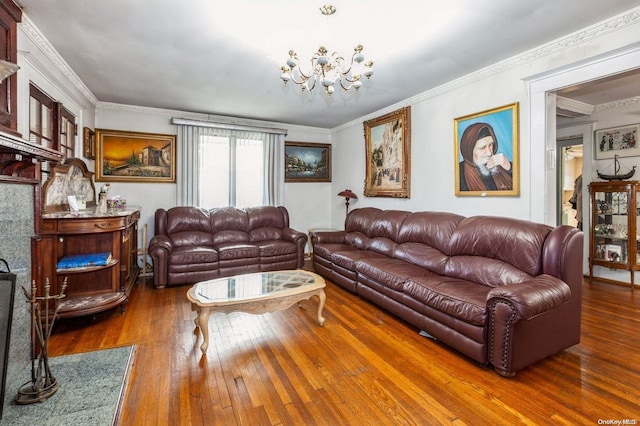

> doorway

[{"left": 556, "top": 137, "right": 583, "bottom": 227}]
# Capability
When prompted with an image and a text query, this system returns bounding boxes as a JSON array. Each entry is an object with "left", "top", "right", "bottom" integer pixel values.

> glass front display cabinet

[{"left": 589, "top": 180, "right": 639, "bottom": 289}]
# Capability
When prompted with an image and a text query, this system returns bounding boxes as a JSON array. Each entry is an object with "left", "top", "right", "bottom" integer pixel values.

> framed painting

[
  {"left": 82, "top": 127, "right": 95, "bottom": 160},
  {"left": 95, "top": 129, "right": 176, "bottom": 183},
  {"left": 595, "top": 124, "right": 640, "bottom": 160},
  {"left": 285, "top": 141, "right": 332, "bottom": 182},
  {"left": 363, "top": 106, "right": 411, "bottom": 198},
  {"left": 454, "top": 102, "right": 519, "bottom": 197}
]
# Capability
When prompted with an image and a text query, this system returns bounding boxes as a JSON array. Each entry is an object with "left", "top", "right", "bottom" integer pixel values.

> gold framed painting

[
  {"left": 454, "top": 102, "right": 519, "bottom": 197},
  {"left": 95, "top": 129, "right": 176, "bottom": 183},
  {"left": 363, "top": 106, "right": 411, "bottom": 198}
]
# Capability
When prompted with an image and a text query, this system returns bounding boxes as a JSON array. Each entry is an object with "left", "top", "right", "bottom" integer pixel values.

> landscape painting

[
  {"left": 95, "top": 129, "right": 176, "bottom": 183},
  {"left": 285, "top": 142, "right": 331, "bottom": 182}
]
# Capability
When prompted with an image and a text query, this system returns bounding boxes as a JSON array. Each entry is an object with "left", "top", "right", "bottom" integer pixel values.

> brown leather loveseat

[
  {"left": 149, "top": 206, "right": 307, "bottom": 289},
  {"left": 311, "top": 207, "right": 583, "bottom": 377}
]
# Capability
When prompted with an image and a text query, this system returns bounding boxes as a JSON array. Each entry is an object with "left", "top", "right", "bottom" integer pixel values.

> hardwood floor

[{"left": 49, "top": 268, "right": 640, "bottom": 425}]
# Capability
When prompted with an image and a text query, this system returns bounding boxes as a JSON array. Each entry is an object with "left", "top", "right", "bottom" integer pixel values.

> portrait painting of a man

[{"left": 454, "top": 103, "right": 519, "bottom": 196}]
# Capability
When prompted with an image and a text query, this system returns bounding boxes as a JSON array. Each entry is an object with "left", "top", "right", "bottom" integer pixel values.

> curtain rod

[{"left": 171, "top": 117, "right": 288, "bottom": 135}]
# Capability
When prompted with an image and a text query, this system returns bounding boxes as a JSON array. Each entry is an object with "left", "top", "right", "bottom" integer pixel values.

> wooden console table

[{"left": 35, "top": 206, "right": 140, "bottom": 318}]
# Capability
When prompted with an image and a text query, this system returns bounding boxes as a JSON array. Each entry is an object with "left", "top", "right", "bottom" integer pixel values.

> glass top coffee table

[{"left": 186, "top": 269, "right": 326, "bottom": 353}]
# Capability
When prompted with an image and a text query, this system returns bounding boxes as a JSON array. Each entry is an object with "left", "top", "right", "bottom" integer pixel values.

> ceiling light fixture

[{"left": 280, "top": 4, "right": 374, "bottom": 95}]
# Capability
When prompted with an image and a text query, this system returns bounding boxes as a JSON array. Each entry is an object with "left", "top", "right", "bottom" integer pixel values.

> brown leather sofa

[
  {"left": 311, "top": 207, "right": 583, "bottom": 377},
  {"left": 149, "top": 206, "right": 307, "bottom": 289}
]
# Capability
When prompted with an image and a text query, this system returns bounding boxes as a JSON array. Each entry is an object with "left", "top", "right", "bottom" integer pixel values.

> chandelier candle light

[{"left": 280, "top": 4, "right": 374, "bottom": 95}]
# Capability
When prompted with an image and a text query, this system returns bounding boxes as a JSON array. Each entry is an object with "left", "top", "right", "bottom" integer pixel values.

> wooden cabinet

[
  {"left": 589, "top": 181, "right": 639, "bottom": 289},
  {"left": 35, "top": 207, "right": 140, "bottom": 318}
]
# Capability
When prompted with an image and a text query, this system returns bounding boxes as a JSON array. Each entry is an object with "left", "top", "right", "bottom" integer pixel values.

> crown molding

[
  {"left": 19, "top": 14, "right": 98, "bottom": 106},
  {"left": 594, "top": 96, "right": 640, "bottom": 111}
]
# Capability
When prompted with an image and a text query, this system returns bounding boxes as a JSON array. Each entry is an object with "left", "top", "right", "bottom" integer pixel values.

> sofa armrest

[
  {"left": 311, "top": 231, "right": 347, "bottom": 245},
  {"left": 486, "top": 274, "right": 571, "bottom": 321},
  {"left": 149, "top": 234, "right": 173, "bottom": 254},
  {"left": 282, "top": 228, "right": 308, "bottom": 268},
  {"left": 486, "top": 274, "right": 572, "bottom": 377},
  {"left": 148, "top": 235, "right": 173, "bottom": 289}
]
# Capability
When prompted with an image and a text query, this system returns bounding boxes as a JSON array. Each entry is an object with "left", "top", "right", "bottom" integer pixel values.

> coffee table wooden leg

[
  {"left": 316, "top": 289, "right": 326, "bottom": 326},
  {"left": 198, "top": 307, "right": 211, "bottom": 354}
]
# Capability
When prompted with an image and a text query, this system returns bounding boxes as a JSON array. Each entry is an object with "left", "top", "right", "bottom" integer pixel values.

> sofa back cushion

[
  {"left": 210, "top": 207, "right": 250, "bottom": 245},
  {"left": 343, "top": 207, "right": 382, "bottom": 250},
  {"left": 446, "top": 216, "right": 552, "bottom": 287},
  {"left": 165, "top": 207, "right": 213, "bottom": 247},
  {"left": 367, "top": 210, "right": 410, "bottom": 256},
  {"left": 388, "top": 212, "right": 463, "bottom": 274},
  {"left": 246, "top": 206, "right": 285, "bottom": 242}
]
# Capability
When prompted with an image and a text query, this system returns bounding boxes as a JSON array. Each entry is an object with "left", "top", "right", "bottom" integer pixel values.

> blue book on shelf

[{"left": 57, "top": 252, "right": 112, "bottom": 269}]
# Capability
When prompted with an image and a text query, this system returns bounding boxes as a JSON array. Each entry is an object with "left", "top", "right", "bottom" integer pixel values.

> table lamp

[{"left": 338, "top": 189, "right": 357, "bottom": 217}]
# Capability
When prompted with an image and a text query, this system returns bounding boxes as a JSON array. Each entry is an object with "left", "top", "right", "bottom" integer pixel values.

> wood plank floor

[{"left": 48, "top": 266, "right": 640, "bottom": 425}]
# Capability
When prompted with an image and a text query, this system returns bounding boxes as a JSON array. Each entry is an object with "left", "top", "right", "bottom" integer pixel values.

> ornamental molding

[{"left": 20, "top": 15, "right": 98, "bottom": 105}]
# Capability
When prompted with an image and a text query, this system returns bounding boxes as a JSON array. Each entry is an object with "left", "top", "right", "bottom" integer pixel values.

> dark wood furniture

[
  {"left": 34, "top": 158, "right": 140, "bottom": 318},
  {"left": 589, "top": 180, "right": 640, "bottom": 289},
  {"left": 38, "top": 207, "right": 140, "bottom": 318}
]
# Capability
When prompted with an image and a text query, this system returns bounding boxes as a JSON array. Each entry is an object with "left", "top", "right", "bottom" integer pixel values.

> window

[
  {"left": 199, "top": 135, "right": 264, "bottom": 208},
  {"left": 174, "top": 119, "right": 285, "bottom": 208},
  {"left": 29, "top": 84, "right": 77, "bottom": 180}
]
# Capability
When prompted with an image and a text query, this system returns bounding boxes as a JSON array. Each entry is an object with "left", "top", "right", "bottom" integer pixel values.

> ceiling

[{"left": 14, "top": 0, "right": 640, "bottom": 129}]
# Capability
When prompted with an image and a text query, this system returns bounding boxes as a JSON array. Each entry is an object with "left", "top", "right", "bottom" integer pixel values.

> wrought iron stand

[{"left": 15, "top": 278, "right": 66, "bottom": 404}]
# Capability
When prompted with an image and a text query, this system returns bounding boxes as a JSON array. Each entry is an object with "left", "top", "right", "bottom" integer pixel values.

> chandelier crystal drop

[{"left": 280, "top": 5, "right": 374, "bottom": 95}]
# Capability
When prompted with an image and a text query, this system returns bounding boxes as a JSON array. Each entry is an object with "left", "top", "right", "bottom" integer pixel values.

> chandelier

[{"left": 280, "top": 5, "right": 374, "bottom": 95}]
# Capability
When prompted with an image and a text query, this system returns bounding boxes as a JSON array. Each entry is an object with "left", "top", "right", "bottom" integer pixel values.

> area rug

[{"left": 1, "top": 345, "right": 135, "bottom": 426}]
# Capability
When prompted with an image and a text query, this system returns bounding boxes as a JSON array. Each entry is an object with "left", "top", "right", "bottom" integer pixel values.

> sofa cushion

[
  {"left": 445, "top": 256, "right": 533, "bottom": 288},
  {"left": 396, "top": 211, "right": 464, "bottom": 254},
  {"left": 404, "top": 276, "right": 490, "bottom": 326},
  {"left": 330, "top": 250, "right": 386, "bottom": 271},
  {"left": 449, "top": 216, "right": 551, "bottom": 277},
  {"left": 313, "top": 243, "right": 356, "bottom": 259},
  {"left": 246, "top": 205, "right": 286, "bottom": 229},
  {"left": 170, "top": 246, "right": 218, "bottom": 264},
  {"left": 254, "top": 240, "right": 297, "bottom": 257},
  {"left": 212, "top": 230, "right": 250, "bottom": 245},
  {"left": 356, "top": 257, "right": 433, "bottom": 292},
  {"left": 250, "top": 227, "right": 283, "bottom": 242},
  {"left": 215, "top": 243, "right": 260, "bottom": 260},
  {"left": 344, "top": 232, "right": 371, "bottom": 250},
  {"left": 211, "top": 206, "right": 248, "bottom": 232},
  {"left": 166, "top": 207, "right": 213, "bottom": 247},
  {"left": 393, "top": 242, "right": 449, "bottom": 275}
]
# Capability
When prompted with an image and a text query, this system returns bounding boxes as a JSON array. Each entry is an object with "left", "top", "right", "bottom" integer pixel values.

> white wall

[
  {"left": 95, "top": 106, "right": 331, "bottom": 248},
  {"left": 16, "top": 7, "right": 640, "bottom": 259}
]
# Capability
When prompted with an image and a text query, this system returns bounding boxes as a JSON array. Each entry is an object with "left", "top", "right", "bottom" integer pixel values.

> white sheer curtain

[{"left": 174, "top": 119, "right": 286, "bottom": 207}]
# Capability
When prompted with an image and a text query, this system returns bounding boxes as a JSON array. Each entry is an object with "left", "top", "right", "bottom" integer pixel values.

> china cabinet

[
  {"left": 589, "top": 180, "right": 640, "bottom": 289},
  {"left": 33, "top": 158, "right": 140, "bottom": 317}
]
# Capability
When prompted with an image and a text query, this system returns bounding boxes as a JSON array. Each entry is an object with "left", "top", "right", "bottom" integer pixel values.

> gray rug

[{"left": 1, "top": 346, "right": 135, "bottom": 426}]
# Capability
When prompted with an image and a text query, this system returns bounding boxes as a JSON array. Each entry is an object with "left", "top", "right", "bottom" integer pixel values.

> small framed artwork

[
  {"left": 454, "top": 102, "right": 519, "bottom": 197},
  {"left": 83, "top": 127, "right": 95, "bottom": 160},
  {"left": 284, "top": 141, "right": 331, "bottom": 182},
  {"left": 363, "top": 106, "right": 411, "bottom": 198},
  {"left": 595, "top": 124, "right": 640, "bottom": 160},
  {"left": 95, "top": 129, "right": 176, "bottom": 183}
]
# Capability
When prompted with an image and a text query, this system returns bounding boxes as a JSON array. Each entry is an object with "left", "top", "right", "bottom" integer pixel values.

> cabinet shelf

[
  {"left": 36, "top": 206, "right": 141, "bottom": 318},
  {"left": 56, "top": 259, "right": 118, "bottom": 274}
]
